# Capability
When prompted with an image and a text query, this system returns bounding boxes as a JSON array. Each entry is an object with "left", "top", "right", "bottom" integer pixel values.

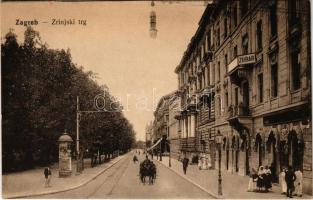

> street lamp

[
  {"left": 168, "top": 140, "right": 171, "bottom": 167},
  {"left": 215, "top": 131, "right": 223, "bottom": 196},
  {"left": 76, "top": 96, "right": 83, "bottom": 174},
  {"left": 76, "top": 94, "right": 110, "bottom": 174},
  {"left": 167, "top": 123, "right": 171, "bottom": 167},
  {"left": 159, "top": 137, "right": 162, "bottom": 161}
]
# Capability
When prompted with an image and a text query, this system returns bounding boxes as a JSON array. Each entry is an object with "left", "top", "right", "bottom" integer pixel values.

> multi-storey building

[
  {"left": 175, "top": 0, "right": 311, "bottom": 194},
  {"left": 145, "top": 121, "right": 153, "bottom": 149},
  {"left": 175, "top": 3, "right": 216, "bottom": 166},
  {"left": 153, "top": 95, "right": 170, "bottom": 141},
  {"left": 168, "top": 91, "right": 181, "bottom": 159},
  {"left": 152, "top": 91, "right": 181, "bottom": 156}
]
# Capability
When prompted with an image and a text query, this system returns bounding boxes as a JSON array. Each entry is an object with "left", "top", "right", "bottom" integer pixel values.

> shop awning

[
  {"left": 263, "top": 103, "right": 310, "bottom": 126},
  {"left": 147, "top": 138, "right": 162, "bottom": 151}
]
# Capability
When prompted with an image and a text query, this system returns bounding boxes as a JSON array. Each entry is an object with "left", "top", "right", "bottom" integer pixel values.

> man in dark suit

[
  {"left": 182, "top": 157, "right": 189, "bottom": 175},
  {"left": 285, "top": 166, "right": 296, "bottom": 198}
]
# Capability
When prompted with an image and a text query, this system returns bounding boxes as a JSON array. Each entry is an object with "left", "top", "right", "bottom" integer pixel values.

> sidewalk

[
  {"left": 156, "top": 156, "right": 310, "bottom": 199},
  {"left": 2, "top": 155, "right": 126, "bottom": 199}
]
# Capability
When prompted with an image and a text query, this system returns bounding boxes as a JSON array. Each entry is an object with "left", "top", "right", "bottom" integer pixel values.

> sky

[{"left": 1, "top": 1, "right": 205, "bottom": 141}]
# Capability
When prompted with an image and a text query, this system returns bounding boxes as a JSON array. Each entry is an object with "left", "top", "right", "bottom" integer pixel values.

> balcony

[
  {"left": 155, "top": 118, "right": 168, "bottom": 130},
  {"left": 227, "top": 54, "right": 256, "bottom": 86},
  {"left": 199, "top": 85, "right": 215, "bottom": 103},
  {"left": 215, "top": 82, "right": 221, "bottom": 92},
  {"left": 197, "top": 65, "right": 203, "bottom": 74},
  {"left": 174, "top": 113, "right": 182, "bottom": 120},
  {"left": 227, "top": 104, "right": 250, "bottom": 118},
  {"left": 186, "top": 95, "right": 197, "bottom": 112},
  {"left": 288, "top": 18, "right": 302, "bottom": 40},
  {"left": 188, "top": 75, "right": 197, "bottom": 83},
  {"left": 227, "top": 104, "right": 252, "bottom": 135},
  {"left": 203, "top": 50, "right": 213, "bottom": 62}
]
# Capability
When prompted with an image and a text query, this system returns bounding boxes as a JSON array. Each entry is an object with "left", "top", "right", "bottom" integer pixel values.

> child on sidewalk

[{"left": 44, "top": 167, "right": 52, "bottom": 187}]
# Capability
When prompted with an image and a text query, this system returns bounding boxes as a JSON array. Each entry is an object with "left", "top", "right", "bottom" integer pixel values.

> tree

[{"left": 2, "top": 27, "right": 136, "bottom": 173}]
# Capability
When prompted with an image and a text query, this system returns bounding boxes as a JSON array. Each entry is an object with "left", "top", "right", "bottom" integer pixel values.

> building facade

[
  {"left": 175, "top": 3, "right": 217, "bottom": 166},
  {"left": 145, "top": 121, "right": 153, "bottom": 149},
  {"left": 168, "top": 91, "right": 181, "bottom": 159},
  {"left": 175, "top": 0, "right": 311, "bottom": 195},
  {"left": 151, "top": 91, "right": 181, "bottom": 157}
]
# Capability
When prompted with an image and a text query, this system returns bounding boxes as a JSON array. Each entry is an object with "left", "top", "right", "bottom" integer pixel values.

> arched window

[
  {"left": 254, "top": 133, "right": 262, "bottom": 152},
  {"left": 255, "top": 132, "right": 263, "bottom": 166},
  {"left": 287, "top": 130, "right": 302, "bottom": 169},
  {"left": 240, "top": 133, "right": 247, "bottom": 151}
]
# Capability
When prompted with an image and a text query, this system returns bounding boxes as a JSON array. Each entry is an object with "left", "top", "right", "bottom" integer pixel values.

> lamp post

[
  {"left": 159, "top": 137, "right": 162, "bottom": 161},
  {"left": 76, "top": 93, "right": 110, "bottom": 174},
  {"left": 215, "top": 131, "right": 223, "bottom": 196},
  {"left": 168, "top": 140, "right": 171, "bottom": 167},
  {"left": 76, "top": 96, "right": 83, "bottom": 174},
  {"left": 167, "top": 123, "right": 171, "bottom": 167}
]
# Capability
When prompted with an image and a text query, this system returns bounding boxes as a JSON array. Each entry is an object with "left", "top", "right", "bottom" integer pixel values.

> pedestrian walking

[
  {"left": 294, "top": 168, "right": 303, "bottom": 197},
  {"left": 198, "top": 157, "right": 202, "bottom": 170},
  {"left": 44, "top": 167, "right": 52, "bottom": 187},
  {"left": 280, "top": 167, "right": 287, "bottom": 194},
  {"left": 182, "top": 157, "right": 189, "bottom": 175},
  {"left": 247, "top": 168, "right": 258, "bottom": 192},
  {"left": 285, "top": 166, "right": 296, "bottom": 198}
]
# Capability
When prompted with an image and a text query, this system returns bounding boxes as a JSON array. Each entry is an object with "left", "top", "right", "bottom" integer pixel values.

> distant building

[
  {"left": 152, "top": 91, "right": 180, "bottom": 155},
  {"left": 145, "top": 121, "right": 153, "bottom": 148}
]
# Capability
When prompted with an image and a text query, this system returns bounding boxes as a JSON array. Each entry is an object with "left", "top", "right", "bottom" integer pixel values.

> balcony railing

[
  {"left": 204, "top": 50, "right": 213, "bottom": 62},
  {"left": 227, "top": 103, "right": 250, "bottom": 119}
]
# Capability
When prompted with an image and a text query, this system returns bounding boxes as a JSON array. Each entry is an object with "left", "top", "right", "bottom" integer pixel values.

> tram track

[{"left": 86, "top": 154, "right": 131, "bottom": 198}]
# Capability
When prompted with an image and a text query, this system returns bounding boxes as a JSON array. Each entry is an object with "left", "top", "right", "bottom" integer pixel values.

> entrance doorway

[
  {"left": 255, "top": 133, "right": 262, "bottom": 167},
  {"left": 232, "top": 136, "right": 239, "bottom": 172},
  {"left": 267, "top": 131, "right": 278, "bottom": 182}
]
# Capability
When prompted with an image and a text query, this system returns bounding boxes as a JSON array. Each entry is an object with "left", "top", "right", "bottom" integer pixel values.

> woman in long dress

[
  {"left": 247, "top": 168, "right": 257, "bottom": 192},
  {"left": 198, "top": 157, "right": 202, "bottom": 170},
  {"left": 280, "top": 167, "right": 287, "bottom": 194},
  {"left": 257, "top": 166, "right": 265, "bottom": 192},
  {"left": 264, "top": 165, "right": 272, "bottom": 192}
]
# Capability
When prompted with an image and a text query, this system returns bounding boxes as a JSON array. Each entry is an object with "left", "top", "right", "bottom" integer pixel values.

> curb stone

[
  {"left": 3, "top": 155, "right": 127, "bottom": 199},
  {"left": 156, "top": 159, "right": 221, "bottom": 199}
]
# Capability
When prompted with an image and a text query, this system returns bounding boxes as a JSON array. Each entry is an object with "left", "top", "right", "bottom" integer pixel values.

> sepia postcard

[{"left": 1, "top": 0, "right": 312, "bottom": 199}]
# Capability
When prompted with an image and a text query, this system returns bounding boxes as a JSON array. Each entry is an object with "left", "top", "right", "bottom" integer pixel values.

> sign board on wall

[
  {"left": 228, "top": 54, "right": 256, "bottom": 73},
  {"left": 237, "top": 54, "right": 256, "bottom": 65}
]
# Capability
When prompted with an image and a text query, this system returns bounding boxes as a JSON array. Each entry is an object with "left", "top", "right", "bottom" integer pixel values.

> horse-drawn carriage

[
  {"left": 139, "top": 160, "right": 156, "bottom": 184},
  {"left": 133, "top": 155, "right": 138, "bottom": 163}
]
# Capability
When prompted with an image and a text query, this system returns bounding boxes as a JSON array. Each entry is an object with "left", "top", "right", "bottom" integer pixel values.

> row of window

[
  {"left": 180, "top": 0, "right": 302, "bottom": 84},
  {"left": 213, "top": 49, "right": 301, "bottom": 119},
  {"left": 179, "top": 0, "right": 302, "bottom": 110}
]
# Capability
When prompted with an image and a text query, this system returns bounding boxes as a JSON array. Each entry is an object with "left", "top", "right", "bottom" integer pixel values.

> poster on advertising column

[{"left": 59, "top": 143, "right": 71, "bottom": 172}]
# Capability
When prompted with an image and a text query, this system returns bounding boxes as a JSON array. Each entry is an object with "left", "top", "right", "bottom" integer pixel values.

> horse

[{"left": 139, "top": 161, "right": 156, "bottom": 185}]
